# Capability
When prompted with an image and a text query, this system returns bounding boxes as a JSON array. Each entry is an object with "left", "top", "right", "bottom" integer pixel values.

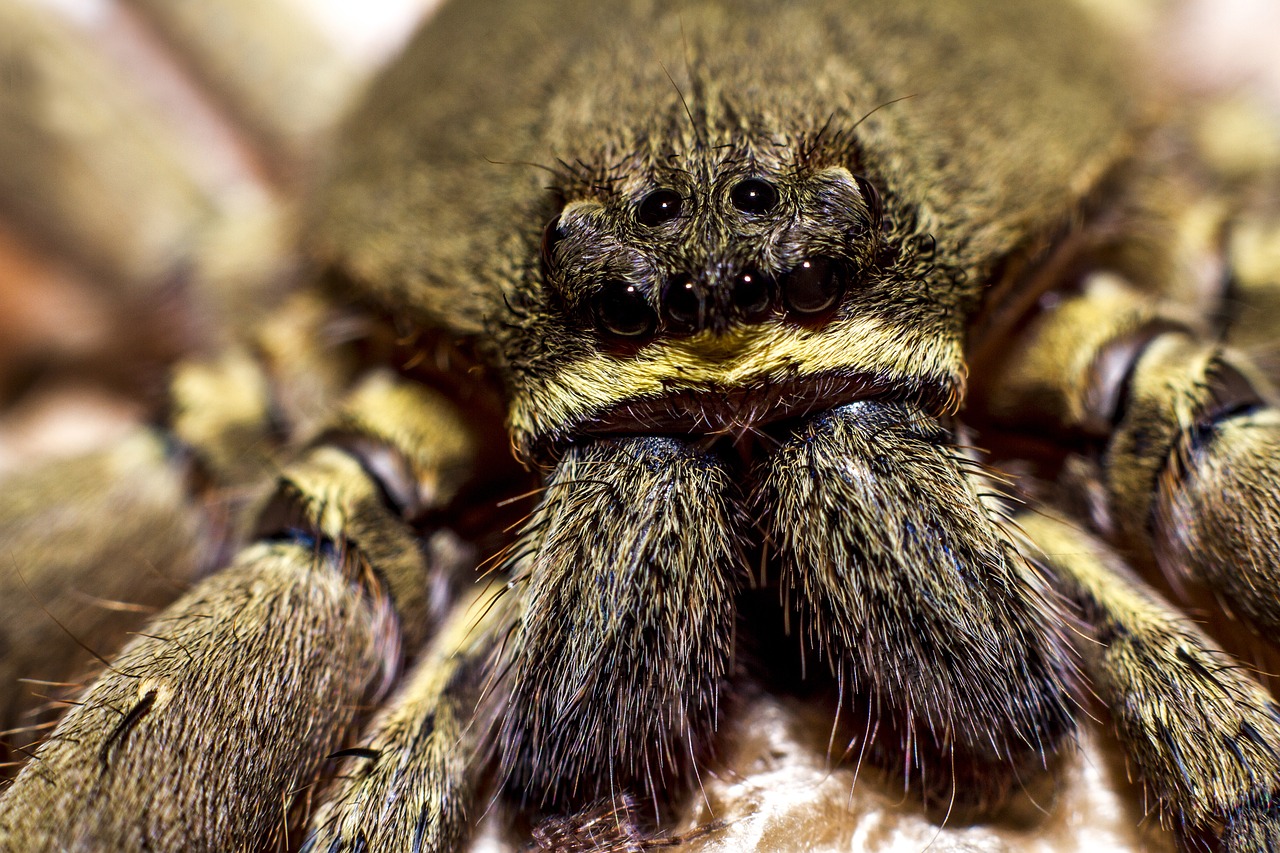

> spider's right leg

[
  {"left": 978, "top": 266, "right": 1280, "bottom": 633},
  {"left": 0, "top": 366, "right": 483, "bottom": 851},
  {"left": 973, "top": 238, "right": 1280, "bottom": 844},
  {"left": 305, "top": 435, "right": 746, "bottom": 851}
]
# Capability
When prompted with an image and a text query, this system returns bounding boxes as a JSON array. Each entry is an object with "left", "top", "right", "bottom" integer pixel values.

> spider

[{"left": 1, "top": 0, "right": 1280, "bottom": 851}]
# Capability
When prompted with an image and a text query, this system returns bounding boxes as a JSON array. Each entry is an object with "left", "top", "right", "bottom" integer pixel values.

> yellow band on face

[{"left": 508, "top": 315, "right": 967, "bottom": 450}]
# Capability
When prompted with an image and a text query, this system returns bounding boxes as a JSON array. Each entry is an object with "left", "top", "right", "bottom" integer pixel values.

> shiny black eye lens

[
  {"left": 781, "top": 257, "right": 847, "bottom": 316},
  {"left": 730, "top": 178, "right": 779, "bottom": 214},
  {"left": 661, "top": 274, "right": 704, "bottom": 332},
  {"left": 594, "top": 281, "right": 658, "bottom": 339},
  {"left": 730, "top": 269, "right": 775, "bottom": 319},
  {"left": 541, "top": 216, "right": 565, "bottom": 268},
  {"left": 637, "top": 189, "right": 682, "bottom": 226},
  {"left": 853, "top": 174, "right": 882, "bottom": 224}
]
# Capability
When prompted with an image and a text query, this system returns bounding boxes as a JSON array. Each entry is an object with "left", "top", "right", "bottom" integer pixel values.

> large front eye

[
  {"left": 781, "top": 257, "right": 847, "bottom": 316},
  {"left": 730, "top": 178, "right": 779, "bottom": 214},
  {"left": 637, "top": 189, "right": 682, "bottom": 226},
  {"left": 593, "top": 281, "right": 658, "bottom": 339}
]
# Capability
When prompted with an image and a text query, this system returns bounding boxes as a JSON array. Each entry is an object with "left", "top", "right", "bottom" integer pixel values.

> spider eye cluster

[
  {"left": 594, "top": 256, "right": 849, "bottom": 342},
  {"left": 545, "top": 172, "right": 877, "bottom": 345},
  {"left": 660, "top": 267, "right": 781, "bottom": 333}
]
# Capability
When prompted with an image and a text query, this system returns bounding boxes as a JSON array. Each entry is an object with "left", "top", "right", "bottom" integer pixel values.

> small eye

[
  {"left": 661, "top": 274, "right": 704, "bottom": 332},
  {"left": 781, "top": 257, "right": 847, "bottom": 316},
  {"left": 853, "top": 174, "right": 882, "bottom": 224},
  {"left": 541, "top": 216, "right": 565, "bottom": 268},
  {"left": 637, "top": 189, "right": 682, "bottom": 226},
  {"left": 730, "top": 269, "right": 776, "bottom": 320},
  {"left": 729, "top": 178, "right": 779, "bottom": 214},
  {"left": 593, "top": 281, "right": 658, "bottom": 339}
]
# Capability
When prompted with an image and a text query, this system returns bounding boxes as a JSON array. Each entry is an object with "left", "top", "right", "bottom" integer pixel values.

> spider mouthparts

[{"left": 581, "top": 372, "right": 947, "bottom": 446}]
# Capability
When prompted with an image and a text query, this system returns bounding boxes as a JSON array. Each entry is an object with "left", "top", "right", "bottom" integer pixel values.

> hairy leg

[
  {"left": 0, "top": 372, "right": 479, "bottom": 850},
  {"left": 1020, "top": 511, "right": 1280, "bottom": 849},
  {"left": 498, "top": 437, "right": 746, "bottom": 819},
  {"left": 305, "top": 581, "right": 514, "bottom": 853},
  {"left": 756, "top": 401, "right": 1076, "bottom": 811}
]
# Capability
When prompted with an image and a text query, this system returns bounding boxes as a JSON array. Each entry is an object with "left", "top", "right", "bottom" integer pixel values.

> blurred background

[{"left": 0, "top": 0, "right": 445, "bottom": 469}]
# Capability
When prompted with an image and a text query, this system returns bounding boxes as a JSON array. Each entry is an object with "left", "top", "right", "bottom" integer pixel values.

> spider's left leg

[
  {"left": 305, "top": 435, "right": 746, "bottom": 849},
  {"left": 0, "top": 432, "right": 212, "bottom": 761},
  {"left": 1017, "top": 512, "right": 1280, "bottom": 849},
  {"left": 0, "top": 369, "right": 481, "bottom": 850},
  {"left": 981, "top": 269, "right": 1280, "bottom": 633},
  {"left": 756, "top": 401, "right": 1076, "bottom": 812}
]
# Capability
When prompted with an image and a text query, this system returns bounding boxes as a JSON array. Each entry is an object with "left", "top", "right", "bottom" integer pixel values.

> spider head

[
  {"left": 506, "top": 124, "right": 969, "bottom": 460},
  {"left": 542, "top": 161, "right": 879, "bottom": 341}
]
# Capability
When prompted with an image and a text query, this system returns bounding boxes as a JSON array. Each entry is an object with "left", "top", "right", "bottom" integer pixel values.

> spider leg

[
  {"left": 0, "top": 432, "right": 211, "bottom": 765},
  {"left": 303, "top": 581, "right": 514, "bottom": 853},
  {"left": 1222, "top": 212, "right": 1280, "bottom": 375},
  {"left": 497, "top": 436, "right": 746, "bottom": 820},
  {"left": 983, "top": 270, "right": 1280, "bottom": 633},
  {"left": 0, "top": 334, "right": 291, "bottom": 767},
  {"left": 0, "top": 370, "right": 479, "bottom": 850},
  {"left": 1018, "top": 511, "right": 1280, "bottom": 850},
  {"left": 0, "top": 0, "right": 354, "bottom": 757},
  {"left": 754, "top": 400, "right": 1076, "bottom": 812},
  {"left": 283, "top": 435, "right": 746, "bottom": 850},
  {"left": 0, "top": 538, "right": 392, "bottom": 850}
]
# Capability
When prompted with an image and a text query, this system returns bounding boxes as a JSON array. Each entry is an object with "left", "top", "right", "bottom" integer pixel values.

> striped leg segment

[
  {"left": 1020, "top": 512, "right": 1280, "bottom": 849},
  {"left": 984, "top": 271, "right": 1280, "bottom": 632},
  {"left": 0, "top": 372, "right": 479, "bottom": 850},
  {"left": 304, "top": 582, "right": 514, "bottom": 853}
]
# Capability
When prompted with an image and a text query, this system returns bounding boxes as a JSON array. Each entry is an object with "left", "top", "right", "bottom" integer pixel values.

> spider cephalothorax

[{"left": 2, "top": 0, "right": 1280, "bottom": 851}]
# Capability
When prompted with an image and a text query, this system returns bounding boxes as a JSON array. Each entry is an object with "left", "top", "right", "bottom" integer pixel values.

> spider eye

[
  {"left": 541, "top": 216, "right": 565, "bottom": 268},
  {"left": 661, "top": 274, "right": 703, "bottom": 332},
  {"left": 593, "top": 281, "right": 658, "bottom": 339},
  {"left": 781, "top": 257, "right": 847, "bottom": 316},
  {"left": 637, "top": 189, "right": 682, "bottom": 226},
  {"left": 729, "top": 178, "right": 779, "bottom": 214},
  {"left": 730, "top": 268, "right": 776, "bottom": 320}
]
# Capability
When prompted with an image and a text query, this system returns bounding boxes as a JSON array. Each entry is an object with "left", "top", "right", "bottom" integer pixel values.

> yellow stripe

[{"left": 509, "top": 316, "right": 965, "bottom": 445}]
